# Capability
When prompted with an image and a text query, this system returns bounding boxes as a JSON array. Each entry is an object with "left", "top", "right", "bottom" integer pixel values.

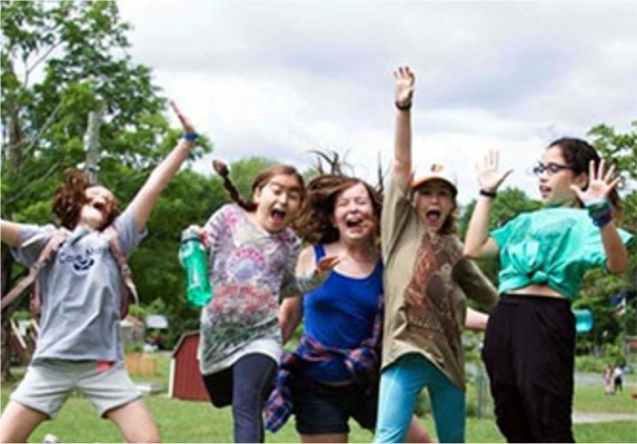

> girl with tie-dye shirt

[{"left": 198, "top": 161, "right": 337, "bottom": 443}]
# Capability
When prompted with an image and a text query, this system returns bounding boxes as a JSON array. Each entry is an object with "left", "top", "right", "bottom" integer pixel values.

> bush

[{"left": 576, "top": 352, "right": 623, "bottom": 373}]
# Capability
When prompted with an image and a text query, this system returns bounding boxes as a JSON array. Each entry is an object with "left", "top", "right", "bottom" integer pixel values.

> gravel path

[{"left": 573, "top": 412, "right": 637, "bottom": 423}]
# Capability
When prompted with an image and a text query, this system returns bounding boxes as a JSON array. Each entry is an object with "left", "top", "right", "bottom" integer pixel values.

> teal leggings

[{"left": 374, "top": 353, "right": 465, "bottom": 443}]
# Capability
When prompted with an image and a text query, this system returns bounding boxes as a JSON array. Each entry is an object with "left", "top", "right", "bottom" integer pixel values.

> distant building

[{"left": 169, "top": 331, "right": 209, "bottom": 402}]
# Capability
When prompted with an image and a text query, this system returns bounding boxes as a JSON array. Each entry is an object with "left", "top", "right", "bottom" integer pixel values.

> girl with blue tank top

[
  {"left": 301, "top": 244, "right": 382, "bottom": 383},
  {"left": 464, "top": 138, "right": 633, "bottom": 442},
  {"left": 266, "top": 174, "right": 434, "bottom": 443}
]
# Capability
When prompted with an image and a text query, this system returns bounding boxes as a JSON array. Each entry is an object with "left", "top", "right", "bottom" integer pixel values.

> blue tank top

[{"left": 302, "top": 244, "right": 383, "bottom": 382}]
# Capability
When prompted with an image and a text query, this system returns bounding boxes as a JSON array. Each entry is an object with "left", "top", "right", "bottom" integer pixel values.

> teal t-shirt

[{"left": 491, "top": 208, "right": 633, "bottom": 300}]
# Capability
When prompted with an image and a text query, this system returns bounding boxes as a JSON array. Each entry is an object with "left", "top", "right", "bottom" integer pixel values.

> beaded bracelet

[{"left": 585, "top": 198, "right": 613, "bottom": 227}]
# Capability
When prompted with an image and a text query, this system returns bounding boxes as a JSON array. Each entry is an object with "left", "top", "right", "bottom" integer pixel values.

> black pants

[
  {"left": 202, "top": 353, "right": 277, "bottom": 443},
  {"left": 614, "top": 375, "right": 623, "bottom": 393},
  {"left": 482, "top": 294, "right": 576, "bottom": 443}
]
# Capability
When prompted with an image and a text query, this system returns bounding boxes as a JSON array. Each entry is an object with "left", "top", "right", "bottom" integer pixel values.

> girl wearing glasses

[{"left": 464, "top": 138, "right": 633, "bottom": 442}]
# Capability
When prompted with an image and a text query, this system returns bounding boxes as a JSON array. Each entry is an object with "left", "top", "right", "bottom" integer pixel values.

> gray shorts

[{"left": 10, "top": 359, "right": 141, "bottom": 419}]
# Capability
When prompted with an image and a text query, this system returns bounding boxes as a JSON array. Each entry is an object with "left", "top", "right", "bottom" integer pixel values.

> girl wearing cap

[
  {"left": 464, "top": 141, "right": 633, "bottom": 442},
  {"left": 373, "top": 67, "right": 498, "bottom": 443}
]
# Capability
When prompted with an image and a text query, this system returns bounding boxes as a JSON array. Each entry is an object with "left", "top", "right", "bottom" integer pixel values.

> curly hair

[
  {"left": 294, "top": 174, "right": 383, "bottom": 246},
  {"left": 52, "top": 168, "right": 120, "bottom": 230}
]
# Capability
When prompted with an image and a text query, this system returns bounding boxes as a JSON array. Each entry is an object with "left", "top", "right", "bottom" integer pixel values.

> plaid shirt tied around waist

[{"left": 265, "top": 298, "right": 383, "bottom": 433}]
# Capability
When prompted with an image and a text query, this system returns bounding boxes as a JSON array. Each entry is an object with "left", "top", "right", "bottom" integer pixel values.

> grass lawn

[
  {"left": 1, "top": 353, "right": 636, "bottom": 443},
  {"left": 574, "top": 381, "right": 637, "bottom": 414}
]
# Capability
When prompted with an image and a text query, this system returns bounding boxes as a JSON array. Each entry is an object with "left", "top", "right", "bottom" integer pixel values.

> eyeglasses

[{"left": 532, "top": 162, "right": 573, "bottom": 177}]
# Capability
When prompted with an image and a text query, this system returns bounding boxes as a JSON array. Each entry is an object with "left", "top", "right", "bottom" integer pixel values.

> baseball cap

[{"left": 411, "top": 163, "right": 458, "bottom": 195}]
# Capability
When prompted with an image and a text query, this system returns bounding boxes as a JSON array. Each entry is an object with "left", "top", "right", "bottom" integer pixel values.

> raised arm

[
  {"left": 0, "top": 220, "right": 21, "bottom": 247},
  {"left": 392, "top": 66, "right": 416, "bottom": 191},
  {"left": 464, "top": 150, "right": 512, "bottom": 259},
  {"left": 129, "top": 101, "right": 198, "bottom": 232},
  {"left": 571, "top": 159, "right": 628, "bottom": 274}
]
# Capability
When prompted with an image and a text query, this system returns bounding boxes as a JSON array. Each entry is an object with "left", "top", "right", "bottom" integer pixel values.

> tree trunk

[
  {"left": 84, "top": 110, "right": 102, "bottom": 184},
  {"left": 1, "top": 248, "right": 16, "bottom": 383},
  {"left": 1, "top": 103, "right": 23, "bottom": 383}
]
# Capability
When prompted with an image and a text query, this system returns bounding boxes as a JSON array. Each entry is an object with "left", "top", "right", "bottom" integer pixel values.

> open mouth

[
  {"left": 271, "top": 208, "right": 287, "bottom": 223},
  {"left": 345, "top": 216, "right": 364, "bottom": 228},
  {"left": 425, "top": 210, "right": 441, "bottom": 224}
]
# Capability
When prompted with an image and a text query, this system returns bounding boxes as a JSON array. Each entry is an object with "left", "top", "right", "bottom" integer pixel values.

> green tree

[
  {"left": 579, "top": 121, "right": 637, "bottom": 355},
  {"left": 0, "top": 0, "right": 213, "bottom": 381}
]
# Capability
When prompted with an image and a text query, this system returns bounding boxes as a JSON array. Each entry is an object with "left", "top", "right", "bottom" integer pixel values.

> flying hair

[{"left": 293, "top": 150, "right": 383, "bottom": 245}]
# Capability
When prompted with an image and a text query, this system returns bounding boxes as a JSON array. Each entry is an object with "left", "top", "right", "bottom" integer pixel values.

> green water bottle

[
  {"left": 573, "top": 309, "right": 593, "bottom": 334},
  {"left": 179, "top": 228, "right": 212, "bottom": 308}
]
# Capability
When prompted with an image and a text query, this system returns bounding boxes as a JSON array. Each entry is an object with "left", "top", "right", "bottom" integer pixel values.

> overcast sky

[{"left": 118, "top": 1, "right": 637, "bottom": 204}]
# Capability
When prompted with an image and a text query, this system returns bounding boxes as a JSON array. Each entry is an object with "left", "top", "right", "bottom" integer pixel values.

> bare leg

[
  {"left": 405, "top": 415, "right": 437, "bottom": 443},
  {"left": 106, "top": 398, "right": 161, "bottom": 443},
  {"left": 301, "top": 433, "right": 349, "bottom": 443},
  {"left": 0, "top": 401, "right": 48, "bottom": 443}
]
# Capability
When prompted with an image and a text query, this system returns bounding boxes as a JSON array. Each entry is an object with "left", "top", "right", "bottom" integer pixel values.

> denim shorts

[
  {"left": 10, "top": 359, "right": 140, "bottom": 419},
  {"left": 291, "top": 374, "right": 378, "bottom": 434}
]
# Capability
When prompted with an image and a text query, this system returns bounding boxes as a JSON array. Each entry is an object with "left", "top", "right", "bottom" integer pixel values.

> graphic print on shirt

[
  {"left": 200, "top": 204, "right": 296, "bottom": 367},
  {"left": 403, "top": 233, "right": 462, "bottom": 355},
  {"left": 208, "top": 245, "right": 279, "bottom": 327},
  {"left": 57, "top": 239, "right": 110, "bottom": 274}
]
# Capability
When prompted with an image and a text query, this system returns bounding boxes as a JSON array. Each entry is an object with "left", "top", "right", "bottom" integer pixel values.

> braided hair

[{"left": 212, "top": 159, "right": 306, "bottom": 212}]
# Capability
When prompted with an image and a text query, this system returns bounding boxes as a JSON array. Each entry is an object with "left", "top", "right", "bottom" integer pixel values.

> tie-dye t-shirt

[{"left": 199, "top": 203, "right": 317, "bottom": 375}]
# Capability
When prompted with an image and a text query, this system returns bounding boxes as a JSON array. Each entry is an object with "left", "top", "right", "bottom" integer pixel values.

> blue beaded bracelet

[
  {"left": 592, "top": 212, "right": 613, "bottom": 227},
  {"left": 585, "top": 198, "right": 613, "bottom": 227},
  {"left": 182, "top": 133, "right": 199, "bottom": 141}
]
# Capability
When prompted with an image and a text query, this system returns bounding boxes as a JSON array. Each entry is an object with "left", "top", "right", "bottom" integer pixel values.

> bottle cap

[{"left": 181, "top": 227, "right": 201, "bottom": 242}]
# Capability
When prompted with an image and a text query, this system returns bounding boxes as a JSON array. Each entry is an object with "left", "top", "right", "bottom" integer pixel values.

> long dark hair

[{"left": 548, "top": 137, "right": 622, "bottom": 215}]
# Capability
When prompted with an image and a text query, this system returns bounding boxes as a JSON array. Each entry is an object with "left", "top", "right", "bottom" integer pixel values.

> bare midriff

[{"left": 508, "top": 284, "right": 566, "bottom": 299}]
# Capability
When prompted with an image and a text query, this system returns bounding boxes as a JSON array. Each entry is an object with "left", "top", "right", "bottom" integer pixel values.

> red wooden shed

[{"left": 169, "top": 331, "right": 210, "bottom": 402}]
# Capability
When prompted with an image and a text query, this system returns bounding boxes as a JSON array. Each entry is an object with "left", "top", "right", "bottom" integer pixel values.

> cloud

[{"left": 118, "top": 0, "right": 637, "bottom": 203}]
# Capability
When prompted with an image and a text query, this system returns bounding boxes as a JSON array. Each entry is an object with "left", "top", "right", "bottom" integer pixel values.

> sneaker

[{"left": 42, "top": 434, "right": 61, "bottom": 443}]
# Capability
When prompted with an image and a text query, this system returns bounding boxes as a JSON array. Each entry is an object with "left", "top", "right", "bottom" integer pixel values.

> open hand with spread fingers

[
  {"left": 475, "top": 150, "right": 513, "bottom": 193},
  {"left": 570, "top": 159, "right": 621, "bottom": 205},
  {"left": 170, "top": 100, "right": 197, "bottom": 138},
  {"left": 315, "top": 255, "right": 340, "bottom": 277},
  {"left": 394, "top": 66, "right": 415, "bottom": 110}
]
